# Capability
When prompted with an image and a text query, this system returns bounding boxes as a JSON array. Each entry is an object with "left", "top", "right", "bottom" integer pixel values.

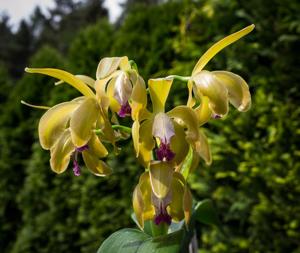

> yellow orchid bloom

[
  {"left": 187, "top": 25, "right": 254, "bottom": 125},
  {"left": 133, "top": 162, "right": 192, "bottom": 228},
  {"left": 94, "top": 57, "right": 147, "bottom": 119},
  {"left": 132, "top": 78, "right": 211, "bottom": 168},
  {"left": 24, "top": 67, "right": 114, "bottom": 176}
]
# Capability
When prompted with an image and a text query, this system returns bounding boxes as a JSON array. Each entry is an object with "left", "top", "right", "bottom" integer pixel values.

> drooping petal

[
  {"left": 194, "top": 129, "right": 212, "bottom": 165},
  {"left": 138, "top": 119, "right": 155, "bottom": 167},
  {"left": 148, "top": 78, "right": 173, "bottom": 113},
  {"left": 183, "top": 185, "right": 192, "bottom": 224},
  {"left": 187, "top": 80, "right": 196, "bottom": 108},
  {"left": 25, "top": 67, "right": 95, "bottom": 97},
  {"left": 132, "top": 120, "right": 140, "bottom": 157},
  {"left": 87, "top": 133, "right": 108, "bottom": 158},
  {"left": 114, "top": 72, "right": 132, "bottom": 105},
  {"left": 70, "top": 97, "right": 100, "bottom": 147},
  {"left": 192, "top": 24, "right": 255, "bottom": 75},
  {"left": 50, "top": 129, "right": 75, "bottom": 174},
  {"left": 133, "top": 184, "right": 145, "bottom": 228},
  {"left": 74, "top": 75, "right": 95, "bottom": 88},
  {"left": 194, "top": 96, "right": 212, "bottom": 126},
  {"left": 82, "top": 151, "right": 112, "bottom": 176},
  {"left": 192, "top": 70, "right": 228, "bottom": 116},
  {"left": 168, "top": 106, "right": 199, "bottom": 144},
  {"left": 39, "top": 101, "right": 80, "bottom": 150},
  {"left": 170, "top": 122, "right": 189, "bottom": 166},
  {"left": 152, "top": 112, "right": 175, "bottom": 144},
  {"left": 130, "top": 76, "right": 147, "bottom": 121},
  {"left": 213, "top": 71, "right": 251, "bottom": 111},
  {"left": 149, "top": 161, "right": 174, "bottom": 199},
  {"left": 96, "top": 57, "right": 130, "bottom": 79},
  {"left": 168, "top": 173, "right": 185, "bottom": 222},
  {"left": 106, "top": 76, "right": 121, "bottom": 113}
]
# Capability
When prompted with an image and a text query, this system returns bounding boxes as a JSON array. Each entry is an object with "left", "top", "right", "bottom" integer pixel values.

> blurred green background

[{"left": 0, "top": 0, "right": 299, "bottom": 252}]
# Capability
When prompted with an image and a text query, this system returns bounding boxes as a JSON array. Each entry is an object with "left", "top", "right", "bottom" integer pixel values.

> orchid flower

[
  {"left": 24, "top": 67, "right": 114, "bottom": 176},
  {"left": 132, "top": 78, "right": 211, "bottom": 168},
  {"left": 94, "top": 57, "right": 146, "bottom": 119},
  {"left": 133, "top": 161, "right": 192, "bottom": 228},
  {"left": 187, "top": 24, "right": 254, "bottom": 125}
]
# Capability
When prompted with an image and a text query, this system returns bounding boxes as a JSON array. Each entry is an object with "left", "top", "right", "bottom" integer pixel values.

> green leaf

[
  {"left": 193, "top": 199, "right": 222, "bottom": 230},
  {"left": 97, "top": 228, "right": 184, "bottom": 253}
]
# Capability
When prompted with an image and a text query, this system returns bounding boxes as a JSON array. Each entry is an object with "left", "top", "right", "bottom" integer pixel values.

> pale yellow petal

[
  {"left": 137, "top": 119, "right": 155, "bottom": 167},
  {"left": 139, "top": 172, "right": 155, "bottom": 221},
  {"left": 133, "top": 184, "right": 145, "bottom": 228},
  {"left": 132, "top": 120, "right": 140, "bottom": 157},
  {"left": 213, "top": 71, "right": 251, "bottom": 111},
  {"left": 192, "top": 24, "right": 255, "bottom": 74},
  {"left": 82, "top": 151, "right": 112, "bottom": 176},
  {"left": 194, "top": 129, "right": 212, "bottom": 165},
  {"left": 130, "top": 76, "right": 147, "bottom": 121},
  {"left": 50, "top": 129, "right": 75, "bottom": 174},
  {"left": 39, "top": 101, "right": 80, "bottom": 150},
  {"left": 194, "top": 96, "right": 212, "bottom": 126},
  {"left": 96, "top": 56, "right": 130, "bottom": 79},
  {"left": 187, "top": 80, "right": 196, "bottom": 108},
  {"left": 192, "top": 70, "right": 228, "bottom": 116},
  {"left": 168, "top": 106, "right": 199, "bottom": 143},
  {"left": 168, "top": 173, "right": 185, "bottom": 222},
  {"left": 87, "top": 133, "right": 108, "bottom": 158},
  {"left": 70, "top": 97, "right": 100, "bottom": 147},
  {"left": 25, "top": 67, "right": 95, "bottom": 97},
  {"left": 149, "top": 161, "right": 174, "bottom": 199},
  {"left": 148, "top": 78, "right": 173, "bottom": 113},
  {"left": 170, "top": 122, "right": 189, "bottom": 165}
]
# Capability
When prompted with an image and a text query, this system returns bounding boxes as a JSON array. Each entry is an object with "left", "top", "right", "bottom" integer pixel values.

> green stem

[
  {"left": 166, "top": 75, "right": 191, "bottom": 82},
  {"left": 112, "top": 125, "right": 132, "bottom": 133}
]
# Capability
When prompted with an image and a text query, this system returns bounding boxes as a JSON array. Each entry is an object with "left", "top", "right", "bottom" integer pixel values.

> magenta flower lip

[
  {"left": 76, "top": 144, "right": 89, "bottom": 152},
  {"left": 156, "top": 142, "right": 175, "bottom": 161},
  {"left": 118, "top": 101, "right": 132, "bottom": 118}
]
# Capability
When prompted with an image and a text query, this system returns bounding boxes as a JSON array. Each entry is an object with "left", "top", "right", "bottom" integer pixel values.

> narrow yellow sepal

[
  {"left": 25, "top": 67, "right": 95, "bottom": 97},
  {"left": 192, "top": 24, "right": 255, "bottom": 75}
]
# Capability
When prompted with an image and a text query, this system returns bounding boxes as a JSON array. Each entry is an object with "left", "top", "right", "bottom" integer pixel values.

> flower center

[
  {"left": 72, "top": 145, "right": 89, "bottom": 176},
  {"left": 154, "top": 200, "right": 172, "bottom": 226},
  {"left": 156, "top": 141, "right": 175, "bottom": 161},
  {"left": 118, "top": 101, "right": 131, "bottom": 118}
]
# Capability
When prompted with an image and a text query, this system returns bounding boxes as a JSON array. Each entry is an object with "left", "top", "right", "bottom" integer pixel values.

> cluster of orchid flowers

[{"left": 23, "top": 24, "right": 254, "bottom": 232}]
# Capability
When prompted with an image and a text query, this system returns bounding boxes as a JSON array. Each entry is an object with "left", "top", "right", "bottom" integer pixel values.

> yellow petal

[
  {"left": 170, "top": 122, "right": 189, "bottom": 165},
  {"left": 194, "top": 96, "right": 212, "bottom": 126},
  {"left": 106, "top": 76, "right": 121, "bottom": 113},
  {"left": 149, "top": 161, "right": 174, "bottom": 199},
  {"left": 70, "top": 97, "right": 100, "bottom": 147},
  {"left": 39, "top": 101, "right": 80, "bottom": 150},
  {"left": 130, "top": 76, "right": 147, "bottom": 121},
  {"left": 139, "top": 172, "right": 155, "bottom": 221},
  {"left": 87, "top": 133, "right": 108, "bottom": 158},
  {"left": 133, "top": 184, "right": 145, "bottom": 228},
  {"left": 96, "top": 57, "right": 130, "bottom": 79},
  {"left": 187, "top": 80, "right": 196, "bottom": 108},
  {"left": 192, "top": 24, "right": 255, "bottom": 75},
  {"left": 168, "top": 106, "right": 199, "bottom": 143},
  {"left": 25, "top": 67, "right": 95, "bottom": 97},
  {"left": 82, "top": 151, "right": 112, "bottom": 176},
  {"left": 132, "top": 120, "right": 140, "bottom": 157},
  {"left": 213, "top": 71, "right": 251, "bottom": 111},
  {"left": 194, "top": 129, "right": 212, "bottom": 165},
  {"left": 148, "top": 78, "right": 173, "bottom": 113},
  {"left": 183, "top": 185, "right": 192, "bottom": 225},
  {"left": 192, "top": 70, "right": 228, "bottom": 116},
  {"left": 50, "top": 129, "right": 75, "bottom": 174},
  {"left": 137, "top": 119, "right": 155, "bottom": 167},
  {"left": 168, "top": 173, "right": 185, "bottom": 222}
]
